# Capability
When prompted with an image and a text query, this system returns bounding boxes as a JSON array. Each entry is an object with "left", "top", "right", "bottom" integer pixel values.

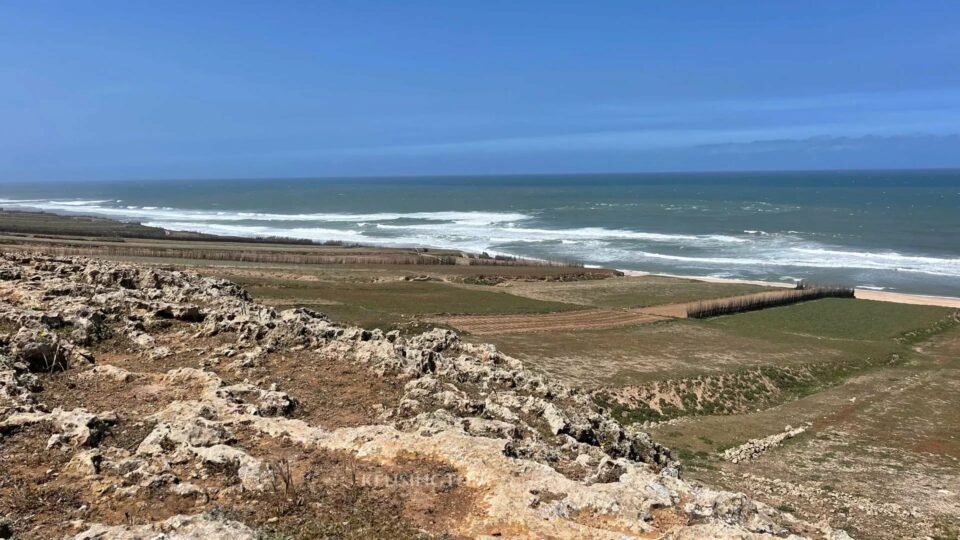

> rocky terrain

[
  {"left": 0, "top": 253, "right": 852, "bottom": 539},
  {"left": 720, "top": 425, "right": 810, "bottom": 464}
]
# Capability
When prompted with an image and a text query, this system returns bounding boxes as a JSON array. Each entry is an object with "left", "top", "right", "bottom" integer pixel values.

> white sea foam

[
  {"left": 0, "top": 198, "right": 528, "bottom": 225},
  {"left": 54, "top": 199, "right": 114, "bottom": 206},
  {"left": 633, "top": 247, "right": 960, "bottom": 277},
  {"left": 375, "top": 222, "right": 747, "bottom": 244},
  {"left": 4, "top": 197, "right": 958, "bottom": 280},
  {"left": 789, "top": 247, "right": 956, "bottom": 266},
  {"left": 147, "top": 221, "right": 495, "bottom": 253},
  {"left": 146, "top": 222, "right": 369, "bottom": 243}
]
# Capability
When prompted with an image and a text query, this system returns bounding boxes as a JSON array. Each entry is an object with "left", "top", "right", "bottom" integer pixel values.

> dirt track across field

[
  {"left": 438, "top": 288, "right": 867, "bottom": 335},
  {"left": 438, "top": 308, "right": 668, "bottom": 335}
]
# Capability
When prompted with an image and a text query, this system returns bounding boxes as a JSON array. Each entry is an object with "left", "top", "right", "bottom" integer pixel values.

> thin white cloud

[
  {"left": 592, "top": 88, "right": 960, "bottom": 116},
  {"left": 313, "top": 120, "right": 960, "bottom": 158}
]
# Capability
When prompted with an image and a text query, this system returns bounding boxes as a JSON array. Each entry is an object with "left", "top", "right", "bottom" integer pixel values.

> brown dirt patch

[
  {"left": 0, "top": 424, "right": 90, "bottom": 539},
  {"left": 37, "top": 369, "right": 203, "bottom": 417},
  {"left": 912, "top": 437, "right": 960, "bottom": 459},
  {"left": 440, "top": 309, "right": 666, "bottom": 335},
  {"left": 235, "top": 432, "right": 477, "bottom": 538},
  {"left": 89, "top": 318, "right": 246, "bottom": 369},
  {"left": 254, "top": 350, "right": 405, "bottom": 429}
]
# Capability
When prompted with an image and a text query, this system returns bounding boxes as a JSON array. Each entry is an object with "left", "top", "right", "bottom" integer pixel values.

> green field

[
  {"left": 487, "top": 299, "right": 952, "bottom": 385},
  {"left": 233, "top": 275, "right": 585, "bottom": 331},
  {"left": 706, "top": 297, "right": 952, "bottom": 342},
  {"left": 502, "top": 274, "right": 770, "bottom": 308}
]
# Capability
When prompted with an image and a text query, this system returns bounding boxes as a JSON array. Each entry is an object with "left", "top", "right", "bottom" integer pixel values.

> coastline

[
  {"left": 617, "top": 269, "right": 960, "bottom": 309},
  {"left": 1, "top": 208, "right": 957, "bottom": 309}
]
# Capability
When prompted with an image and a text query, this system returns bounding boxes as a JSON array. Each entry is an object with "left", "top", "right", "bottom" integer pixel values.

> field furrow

[{"left": 439, "top": 309, "right": 667, "bottom": 335}]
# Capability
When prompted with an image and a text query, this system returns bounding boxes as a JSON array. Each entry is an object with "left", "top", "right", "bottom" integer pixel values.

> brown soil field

[
  {"left": 499, "top": 273, "right": 771, "bottom": 308},
  {"left": 439, "top": 308, "right": 667, "bottom": 335}
]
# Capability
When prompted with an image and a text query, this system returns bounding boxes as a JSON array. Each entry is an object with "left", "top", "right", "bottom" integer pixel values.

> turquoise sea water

[{"left": 1, "top": 170, "right": 958, "bottom": 296}]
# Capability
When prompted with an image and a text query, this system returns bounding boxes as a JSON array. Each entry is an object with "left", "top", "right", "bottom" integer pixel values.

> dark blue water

[{"left": 2, "top": 170, "right": 958, "bottom": 296}]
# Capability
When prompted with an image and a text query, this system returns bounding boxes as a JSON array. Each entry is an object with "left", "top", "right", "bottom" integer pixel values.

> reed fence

[
  {"left": 686, "top": 285, "right": 855, "bottom": 318},
  {"left": 1, "top": 242, "right": 577, "bottom": 267}
]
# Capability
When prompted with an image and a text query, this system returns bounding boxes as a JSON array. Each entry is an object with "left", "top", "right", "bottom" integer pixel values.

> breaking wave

[
  {"left": 633, "top": 249, "right": 960, "bottom": 277},
  {"left": 0, "top": 199, "right": 527, "bottom": 226},
  {"left": 1, "top": 197, "right": 958, "bottom": 280}
]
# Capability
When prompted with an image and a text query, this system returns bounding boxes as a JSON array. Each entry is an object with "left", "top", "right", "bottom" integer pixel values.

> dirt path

[
  {"left": 439, "top": 290, "right": 811, "bottom": 335},
  {"left": 438, "top": 308, "right": 667, "bottom": 335}
]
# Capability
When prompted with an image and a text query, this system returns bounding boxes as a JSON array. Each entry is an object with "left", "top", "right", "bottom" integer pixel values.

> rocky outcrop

[
  {"left": 722, "top": 424, "right": 811, "bottom": 464},
  {"left": 0, "top": 253, "right": 850, "bottom": 539},
  {"left": 72, "top": 513, "right": 255, "bottom": 540},
  {"left": 0, "top": 407, "right": 116, "bottom": 448}
]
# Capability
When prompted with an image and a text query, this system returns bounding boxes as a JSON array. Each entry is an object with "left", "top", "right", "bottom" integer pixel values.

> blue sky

[{"left": 2, "top": 0, "right": 960, "bottom": 180}]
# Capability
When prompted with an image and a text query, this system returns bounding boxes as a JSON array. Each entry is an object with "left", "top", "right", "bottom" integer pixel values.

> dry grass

[{"left": 501, "top": 274, "right": 771, "bottom": 308}]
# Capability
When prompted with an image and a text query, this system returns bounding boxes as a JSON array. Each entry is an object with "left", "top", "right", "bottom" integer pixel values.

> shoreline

[
  {"left": 617, "top": 269, "right": 960, "bottom": 309},
  {"left": 2, "top": 208, "right": 957, "bottom": 308}
]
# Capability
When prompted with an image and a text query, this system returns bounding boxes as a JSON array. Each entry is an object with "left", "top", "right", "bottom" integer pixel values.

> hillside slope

[{"left": 0, "top": 253, "right": 849, "bottom": 539}]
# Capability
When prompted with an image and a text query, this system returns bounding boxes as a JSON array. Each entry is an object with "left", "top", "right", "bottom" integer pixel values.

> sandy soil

[{"left": 853, "top": 289, "right": 960, "bottom": 308}]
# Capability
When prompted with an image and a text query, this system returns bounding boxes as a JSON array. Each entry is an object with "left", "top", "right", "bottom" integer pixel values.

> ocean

[{"left": 1, "top": 170, "right": 958, "bottom": 296}]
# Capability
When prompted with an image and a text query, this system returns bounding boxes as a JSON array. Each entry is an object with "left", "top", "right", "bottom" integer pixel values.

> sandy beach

[{"left": 851, "top": 288, "right": 960, "bottom": 308}]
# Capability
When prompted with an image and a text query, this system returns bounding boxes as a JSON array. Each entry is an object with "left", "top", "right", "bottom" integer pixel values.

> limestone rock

[
  {"left": 79, "top": 365, "right": 133, "bottom": 383},
  {"left": 722, "top": 424, "right": 811, "bottom": 464},
  {"left": 71, "top": 513, "right": 255, "bottom": 540}
]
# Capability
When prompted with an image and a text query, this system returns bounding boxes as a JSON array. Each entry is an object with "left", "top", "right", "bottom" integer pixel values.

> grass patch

[
  {"left": 504, "top": 275, "right": 770, "bottom": 308},
  {"left": 707, "top": 298, "right": 954, "bottom": 342},
  {"left": 237, "top": 277, "right": 583, "bottom": 329}
]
